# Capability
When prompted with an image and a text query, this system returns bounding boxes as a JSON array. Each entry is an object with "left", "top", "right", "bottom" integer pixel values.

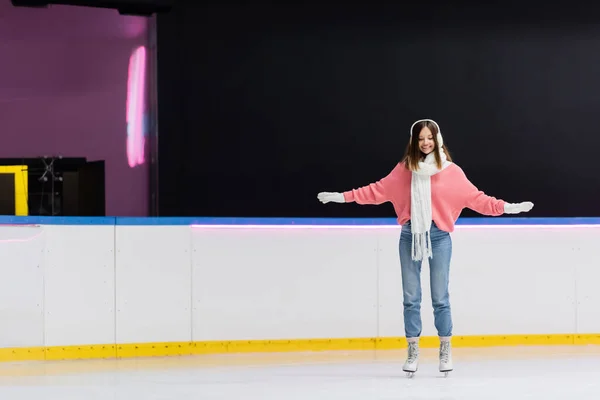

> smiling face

[
  {"left": 403, "top": 119, "right": 452, "bottom": 171},
  {"left": 418, "top": 126, "right": 435, "bottom": 155}
]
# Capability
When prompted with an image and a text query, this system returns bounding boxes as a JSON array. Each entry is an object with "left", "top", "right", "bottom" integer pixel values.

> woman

[{"left": 317, "top": 119, "right": 533, "bottom": 376}]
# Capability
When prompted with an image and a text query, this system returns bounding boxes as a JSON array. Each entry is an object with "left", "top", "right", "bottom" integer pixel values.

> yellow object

[
  {"left": 0, "top": 333, "right": 598, "bottom": 362},
  {"left": 0, "top": 165, "right": 28, "bottom": 216}
]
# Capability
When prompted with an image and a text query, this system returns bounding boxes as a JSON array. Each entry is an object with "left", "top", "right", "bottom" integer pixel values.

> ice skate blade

[{"left": 403, "top": 366, "right": 417, "bottom": 378}]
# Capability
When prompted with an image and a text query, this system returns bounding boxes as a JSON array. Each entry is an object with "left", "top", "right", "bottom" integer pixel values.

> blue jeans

[{"left": 399, "top": 221, "right": 453, "bottom": 338}]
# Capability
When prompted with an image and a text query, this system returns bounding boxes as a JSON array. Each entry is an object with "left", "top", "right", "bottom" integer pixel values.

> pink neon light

[
  {"left": 0, "top": 231, "right": 45, "bottom": 243},
  {"left": 0, "top": 224, "right": 40, "bottom": 227},
  {"left": 189, "top": 224, "right": 600, "bottom": 229},
  {"left": 126, "top": 46, "right": 147, "bottom": 168},
  {"left": 0, "top": 228, "right": 45, "bottom": 243}
]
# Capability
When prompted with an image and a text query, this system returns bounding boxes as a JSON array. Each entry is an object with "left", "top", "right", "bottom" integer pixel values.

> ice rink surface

[{"left": 0, "top": 345, "right": 598, "bottom": 399}]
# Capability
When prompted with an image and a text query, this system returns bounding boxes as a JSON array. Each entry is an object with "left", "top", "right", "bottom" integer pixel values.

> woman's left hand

[{"left": 503, "top": 201, "right": 534, "bottom": 214}]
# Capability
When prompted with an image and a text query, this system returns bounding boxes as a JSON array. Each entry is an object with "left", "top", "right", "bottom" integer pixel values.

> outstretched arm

[
  {"left": 456, "top": 167, "right": 533, "bottom": 215},
  {"left": 465, "top": 187, "right": 506, "bottom": 216},
  {"left": 342, "top": 179, "right": 389, "bottom": 205},
  {"left": 317, "top": 163, "right": 402, "bottom": 205}
]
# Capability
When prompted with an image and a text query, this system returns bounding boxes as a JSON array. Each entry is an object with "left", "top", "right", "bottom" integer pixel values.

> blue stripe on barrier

[
  {"left": 0, "top": 216, "right": 116, "bottom": 225},
  {"left": 0, "top": 216, "right": 597, "bottom": 226}
]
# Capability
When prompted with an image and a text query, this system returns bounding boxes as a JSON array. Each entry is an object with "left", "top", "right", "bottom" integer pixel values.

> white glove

[
  {"left": 317, "top": 192, "right": 345, "bottom": 204},
  {"left": 504, "top": 201, "right": 534, "bottom": 214}
]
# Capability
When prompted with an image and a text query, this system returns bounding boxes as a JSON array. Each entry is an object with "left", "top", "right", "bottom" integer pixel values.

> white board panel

[
  {"left": 0, "top": 221, "right": 594, "bottom": 352},
  {"left": 379, "top": 226, "right": 578, "bottom": 338},
  {"left": 115, "top": 226, "right": 192, "bottom": 344},
  {"left": 191, "top": 227, "right": 379, "bottom": 341},
  {"left": 573, "top": 227, "right": 600, "bottom": 333},
  {"left": 0, "top": 225, "right": 46, "bottom": 348},
  {"left": 43, "top": 225, "right": 116, "bottom": 347},
  {"left": 449, "top": 227, "right": 577, "bottom": 336}
]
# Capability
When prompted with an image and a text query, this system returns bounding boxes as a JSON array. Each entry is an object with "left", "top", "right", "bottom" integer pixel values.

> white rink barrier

[{"left": 0, "top": 216, "right": 598, "bottom": 361}]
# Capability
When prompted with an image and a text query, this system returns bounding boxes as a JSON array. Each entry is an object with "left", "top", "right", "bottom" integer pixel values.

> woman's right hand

[{"left": 317, "top": 192, "right": 345, "bottom": 204}]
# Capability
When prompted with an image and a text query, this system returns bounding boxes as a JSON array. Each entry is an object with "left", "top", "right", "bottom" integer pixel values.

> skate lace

[
  {"left": 407, "top": 342, "right": 419, "bottom": 362},
  {"left": 440, "top": 341, "right": 450, "bottom": 363}
]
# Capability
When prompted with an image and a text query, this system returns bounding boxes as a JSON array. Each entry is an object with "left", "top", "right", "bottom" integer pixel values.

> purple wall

[{"left": 0, "top": 4, "right": 149, "bottom": 216}]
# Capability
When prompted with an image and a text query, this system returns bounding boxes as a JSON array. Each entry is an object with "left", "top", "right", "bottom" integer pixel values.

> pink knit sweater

[{"left": 343, "top": 162, "right": 506, "bottom": 232}]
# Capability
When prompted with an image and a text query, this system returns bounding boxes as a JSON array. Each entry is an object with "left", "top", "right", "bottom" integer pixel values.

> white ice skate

[
  {"left": 402, "top": 341, "right": 419, "bottom": 377},
  {"left": 439, "top": 340, "right": 453, "bottom": 377}
]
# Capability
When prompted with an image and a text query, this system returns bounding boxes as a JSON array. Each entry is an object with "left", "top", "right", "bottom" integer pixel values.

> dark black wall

[{"left": 156, "top": 3, "right": 600, "bottom": 218}]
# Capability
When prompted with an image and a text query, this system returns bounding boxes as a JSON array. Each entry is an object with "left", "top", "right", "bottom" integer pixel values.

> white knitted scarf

[{"left": 409, "top": 119, "right": 451, "bottom": 261}]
